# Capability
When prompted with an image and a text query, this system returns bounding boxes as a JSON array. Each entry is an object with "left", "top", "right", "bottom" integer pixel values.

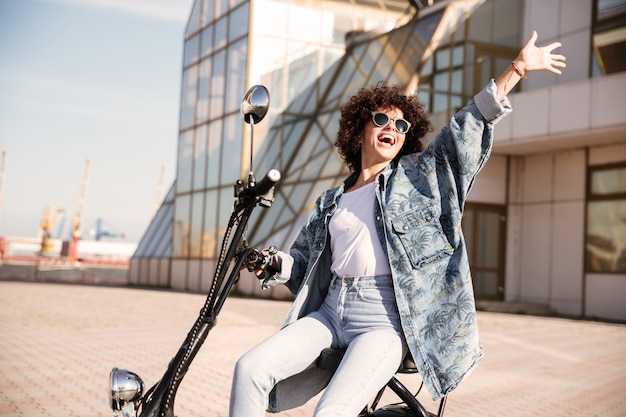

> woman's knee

[{"left": 233, "top": 349, "right": 270, "bottom": 384}]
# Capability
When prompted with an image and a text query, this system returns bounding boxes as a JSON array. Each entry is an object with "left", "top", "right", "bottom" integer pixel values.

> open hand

[{"left": 516, "top": 31, "right": 566, "bottom": 75}]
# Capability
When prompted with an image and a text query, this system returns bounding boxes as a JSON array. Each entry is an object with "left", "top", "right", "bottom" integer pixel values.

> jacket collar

[{"left": 319, "top": 161, "right": 400, "bottom": 211}]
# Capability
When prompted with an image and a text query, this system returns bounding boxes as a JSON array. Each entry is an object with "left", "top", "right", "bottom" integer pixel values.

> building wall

[
  {"left": 524, "top": 0, "right": 592, "bottom": 88},
  {"left": 503, "top": 71, "right": 626, "bottom": 321},
  {"left": 472, "top": 140, "right": 626, "bottom": 322},
  {"left": 505, "top": 150, "right": 587, "bottom": 316}
]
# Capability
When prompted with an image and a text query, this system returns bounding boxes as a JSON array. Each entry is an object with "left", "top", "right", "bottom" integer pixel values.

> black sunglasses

[{"left": 371, "top": 112, "right": 411, "bottom": 134}]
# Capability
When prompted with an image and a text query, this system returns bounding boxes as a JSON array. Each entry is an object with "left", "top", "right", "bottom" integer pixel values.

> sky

[{"left": 0, "top": 0, "right": 195, "bottom": 243}]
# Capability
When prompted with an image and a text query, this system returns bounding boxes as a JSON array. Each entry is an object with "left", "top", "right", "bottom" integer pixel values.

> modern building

[{"left": 130, "top": 0, "right": 626, "bottom": 322}]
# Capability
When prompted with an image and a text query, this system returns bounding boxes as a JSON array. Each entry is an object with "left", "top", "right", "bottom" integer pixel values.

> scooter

[{"left": 108, "top": 85, "right": 447, "bottom": 417}]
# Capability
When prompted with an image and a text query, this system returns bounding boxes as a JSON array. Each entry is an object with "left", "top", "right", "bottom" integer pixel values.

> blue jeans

[{"left": 229, "top": 274, "right": 407, "bottom": 417}]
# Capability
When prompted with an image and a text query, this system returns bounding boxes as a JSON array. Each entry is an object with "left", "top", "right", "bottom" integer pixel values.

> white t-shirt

[{"left": 329, "top": 181, "right": 391, "bottom": 276}]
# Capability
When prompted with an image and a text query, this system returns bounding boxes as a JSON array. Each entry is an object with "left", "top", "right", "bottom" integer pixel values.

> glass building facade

[{"left": 130, "top": 0, "right": 626, "bottom": 321}]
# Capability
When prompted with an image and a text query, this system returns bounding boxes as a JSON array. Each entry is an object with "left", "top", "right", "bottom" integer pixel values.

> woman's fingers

[{"left": 545, "top": 41, "right": 562, "bottom": 52}]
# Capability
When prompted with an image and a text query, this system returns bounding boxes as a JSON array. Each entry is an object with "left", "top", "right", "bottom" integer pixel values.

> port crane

[
  {"left": 92, "top": 218, "right": 126, "bottom": 241},
  {"left": 71, "top": 158, "right": 91, "bottom": 241},
  {"left": 40, "top": 206, "right": 64, "bottom": 254},
  {"left": 62, "top": 158, "right": 90, "bottom": 260}
]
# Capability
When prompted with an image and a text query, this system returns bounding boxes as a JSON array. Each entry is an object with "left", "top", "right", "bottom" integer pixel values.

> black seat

[{"left": 317, "top": 347, "right": 417, "bottom": 374}]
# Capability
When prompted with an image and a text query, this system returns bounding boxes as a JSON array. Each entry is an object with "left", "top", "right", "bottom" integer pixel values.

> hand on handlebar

[
  {"left": 242, "top": 246, "right": 279, "bottom": 278},
  {"left": 241, "top": 245, "right": 289, "bottom": 289}
]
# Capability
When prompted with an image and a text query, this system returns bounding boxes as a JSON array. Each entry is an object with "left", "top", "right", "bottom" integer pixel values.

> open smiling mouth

[{"left": 378, "top": 134, "right": 396, "bottom": 145}]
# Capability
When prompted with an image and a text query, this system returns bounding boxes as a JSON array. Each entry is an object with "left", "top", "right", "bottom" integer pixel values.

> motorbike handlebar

[{"left": 254, "top": 169, "right": 281, "bottom": 196}]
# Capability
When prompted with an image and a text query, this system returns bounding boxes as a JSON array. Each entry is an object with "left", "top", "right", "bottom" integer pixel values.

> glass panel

[
  {"left": 288, "top": 50, "right": 317, "bottom": 104},
  {"left": 435, "top": 48, "right": 450, "bottom": 70},
  {"left": 249, "top": 34, "right": 284, "bottom": 85},
  {"left": 451, "top": 69, "right": 463, "bottom": 93},
  {"left": 225, "top": 38, "right": 248, "bottom": 114},
  {"left": 417, "top": 90, "right": 430, "bottom": 112},
  {"left": 202, "top": 0, "right": 214, "bottom": 25},
  {"left": 451, "top": 95, "right": 462, "bottom": 113},
  {"left": 214, "top": 16, "right": 228, "bottom": 51},
  {"left": 177, "top": 130, "right": 194, "bottom": 193},
  {"left": 210, "top": 50, "right": 226, "bottom": 119},
  {"left": 202, "top": 189, "right": 218, "bottom": 258},
  {"left": 432, "top": 93, "right": 448, "bottom": 114},
  {"left": 592, "top": 0, "right": 626, "bottom": 76},
  {"left": 252, "top": 0, "right": 288, "bottom": 36},
  {"left": 476, "top": 211, "right": 501, "bottom": 269},
  {"left": 201, "top": 25, "right": 214, "bottom": 58},
  {"left": 197, "top": 59, "right": 211, "bottom": 122},
  {"left": 288, "top": 3, "right": 321, "bottom": 43},
  {"left": 190, "top": 192, "right": 205, "bottom": 257},
  {"left": 151, "top": 236, "right": 167, "bottom": 260},
  {"left": 193, "top": 124, "right": 208, "bottom": 190},
  {"left": 216, "top": 0, "right": 229, "bottom": 19},
  {"left": 331, "top": 13, "right": 353, "bottom": 46},
  {"left": 358, "top": 41, "right": 383, "bottom": 81},
  {"left": 183, "top": 34, "right": 200, "bottom": 67},
  {"left": 452, "top": 45, "right": 464, "bottom": 66},
  {"left": 135, "top": 201, "right": 171, "bottom": 258},
  {"left": 186, "top": 0, "right": 202, "bottom": 36},
  {"left": 154, "top": 212, "right": 172, "bottom": 258},
  {"left": 434, "top": 72, "right": 449, "bottom": 91},
  {"left": 222, "top": 113, "right": 243, "bottom": 182},
  {"left": 173, "top": 194, "right": 191, "bottom": 257},
  {"left": 218, "top": 187, "right": 235, "bottom": 238},
  {"left": 591, "top": 166, "right": 626, "bottom": 194},
  {"left": 586, "top": 200, "right": 626, "bottom": 273},
  {"left": 180, "top": 65, "right": 198, "bottom": 129},
  {"left": 228, "top": 2, "right": 249, "bottom": 42},
  {"left": 207, "top": 119, "right": 223, "bottom": 188},
  {"left": 281, "top": 121, "right": 304, "bottom": 168},
  {"left": 464, "top": 44, "right": 475, "bottom": 97}
]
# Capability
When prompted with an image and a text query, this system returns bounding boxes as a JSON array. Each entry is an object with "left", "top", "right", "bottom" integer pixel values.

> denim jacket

[{"left": 266, "top": 81, "right": 511, "bottom": 410}]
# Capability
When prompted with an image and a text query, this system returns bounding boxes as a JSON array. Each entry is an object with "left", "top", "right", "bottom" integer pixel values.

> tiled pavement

[{"left": 1, "top": 280, "right": 625, "bottom": 417}]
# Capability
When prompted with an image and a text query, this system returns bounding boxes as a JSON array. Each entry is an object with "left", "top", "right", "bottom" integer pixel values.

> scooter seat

[{"left": 317, "top": 348, "right": 418, "bottom": 374}]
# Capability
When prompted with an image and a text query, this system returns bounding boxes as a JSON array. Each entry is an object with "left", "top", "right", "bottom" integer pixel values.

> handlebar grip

[{"left": 255, "top": 169, "right": 281, "bottom": 196}]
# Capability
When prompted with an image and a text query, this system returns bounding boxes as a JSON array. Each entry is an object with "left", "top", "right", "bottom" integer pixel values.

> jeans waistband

[{"left": 331, "top": 273, "right": 393, "bottom": 288}]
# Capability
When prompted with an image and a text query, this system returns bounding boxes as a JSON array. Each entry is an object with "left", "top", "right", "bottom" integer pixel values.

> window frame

[{"left": 585, "top": 161, "right": 626, "bottom": 274}]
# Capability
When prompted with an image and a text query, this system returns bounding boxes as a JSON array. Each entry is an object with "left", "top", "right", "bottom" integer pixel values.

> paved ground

[{"left": 0, "top": 280, "right": 625, "bottom": 417}]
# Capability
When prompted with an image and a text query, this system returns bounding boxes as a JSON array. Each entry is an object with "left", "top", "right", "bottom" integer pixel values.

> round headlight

[{"left": 110, "top": 367, "right": 144, "bottom": 411}]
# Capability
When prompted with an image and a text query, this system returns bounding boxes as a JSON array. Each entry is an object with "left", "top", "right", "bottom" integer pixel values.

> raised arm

[{"left": 495, "top": 31, "right": 566, "bottom": 102}]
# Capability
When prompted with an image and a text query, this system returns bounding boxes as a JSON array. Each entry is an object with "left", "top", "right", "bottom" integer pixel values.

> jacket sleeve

[{"left": 427, "top": 80, "right": 512, "bottom": 206}]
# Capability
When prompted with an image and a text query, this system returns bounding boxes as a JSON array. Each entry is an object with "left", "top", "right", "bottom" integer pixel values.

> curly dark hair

[{"left": 335, "top": 82, "right": 432, "bottom": 172}]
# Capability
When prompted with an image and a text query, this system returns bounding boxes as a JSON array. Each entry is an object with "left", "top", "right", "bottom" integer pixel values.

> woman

[{"left": 230, "top": 31, "right": 566, "bottom": 417}]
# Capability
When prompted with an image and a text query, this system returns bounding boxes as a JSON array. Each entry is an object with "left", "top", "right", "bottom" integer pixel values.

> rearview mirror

[{"left": 241, "top": 85, "right": 270, "bottom": 124}]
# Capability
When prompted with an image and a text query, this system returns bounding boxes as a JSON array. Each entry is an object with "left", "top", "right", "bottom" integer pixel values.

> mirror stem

[{"left": 248, "top": 115, "right": 255, "bottom": 186}]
